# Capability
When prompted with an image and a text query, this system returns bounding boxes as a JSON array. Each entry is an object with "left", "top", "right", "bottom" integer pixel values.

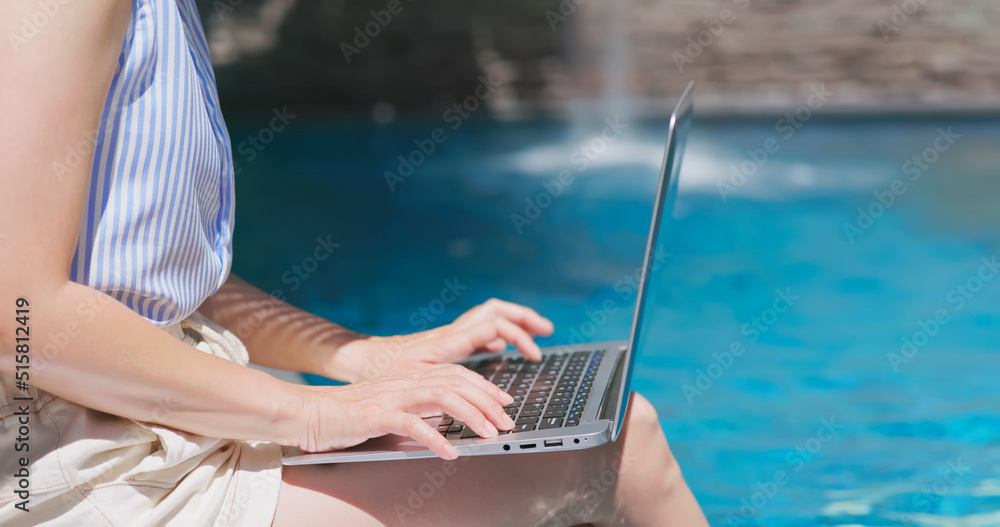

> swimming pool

[{"left": 229, "top": 112, "right": 1000, "bottom": 526}]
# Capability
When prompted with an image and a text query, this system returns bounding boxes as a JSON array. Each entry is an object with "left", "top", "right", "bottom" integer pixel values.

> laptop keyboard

[{"left": 436, "top": 350, "right": 605, "bottom": 439}]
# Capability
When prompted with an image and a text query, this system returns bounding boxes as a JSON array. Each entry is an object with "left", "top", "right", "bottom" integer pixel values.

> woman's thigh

[{"left": 272, "top": 393, "right": 680, "bottom": 527}]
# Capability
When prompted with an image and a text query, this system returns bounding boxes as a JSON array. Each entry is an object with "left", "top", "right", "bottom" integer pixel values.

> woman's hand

[
  {"left": 296, "top": 364, "right": 516, "bottom": 459},
  {"left": 335, "top": 298, "right": 554, "bottom": 382}
]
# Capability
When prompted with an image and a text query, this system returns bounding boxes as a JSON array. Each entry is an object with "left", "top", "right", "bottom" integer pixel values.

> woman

[{"left": 0, "top": 0, "right": 708, "bottom": 525}]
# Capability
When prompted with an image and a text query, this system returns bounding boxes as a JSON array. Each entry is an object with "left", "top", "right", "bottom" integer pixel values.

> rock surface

[{"left": 196, "top": 0, "right": 1000, "bottom": 114}]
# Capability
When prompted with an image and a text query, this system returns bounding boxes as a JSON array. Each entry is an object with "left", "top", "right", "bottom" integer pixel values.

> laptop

[{"left": 282, "top": 81, "right": 694, "bottom": 465}]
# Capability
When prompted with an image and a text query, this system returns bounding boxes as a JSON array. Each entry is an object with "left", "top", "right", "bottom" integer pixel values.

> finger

[
  {"left": 434, "top": 364, "right": 514, "bottom": 407},
  {"left": 405, "top": 384, "right": 502, "bottom": 438},
  {"left": 477, "top": 298, "right": 555, "bottom": 337},
  {"left": 490, "top": 317, "right": 544, "bottom": 362},
  {"left": 417, "top": 374, "right": 515, "bottom": 431},
  {"left": 381, "top": 365, "right": 514, "bottom": 408},
  {"left": 451, "top": 318, "right": 542, "bottom": 363},
  {"left": 482, "top": 338, "right": 507, "bottom": 352},
  {"left": 377, "top": 410, "right": 459, "bottom": 460}
]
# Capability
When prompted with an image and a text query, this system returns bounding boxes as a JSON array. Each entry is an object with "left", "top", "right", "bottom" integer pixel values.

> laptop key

[
  {"left": 513, "top": 423, "right": 536, "bottom": 432},
  {"left": 519, "top": 410, "right": 541, "bottom": 418},
  {"left": 565, "top": 419, "right": 580, "bottom": 427},
  {"left": 539, "top": 417, "right": 564, "bottom": 429},
  {"left": 460, "top": 428, "right": 482, "bottom": 439},
  {"left": 516, "top": 416, "right": 539, "bottom": 425}
]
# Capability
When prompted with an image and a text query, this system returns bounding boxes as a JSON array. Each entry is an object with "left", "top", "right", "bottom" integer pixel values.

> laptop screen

[{"left": 612, "top": 82, "right": 694, "bottom": 441}]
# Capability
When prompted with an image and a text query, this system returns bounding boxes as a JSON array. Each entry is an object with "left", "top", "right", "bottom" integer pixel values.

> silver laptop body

[{"left": 283, "top": 81, "right": 694, "bottom": 465}]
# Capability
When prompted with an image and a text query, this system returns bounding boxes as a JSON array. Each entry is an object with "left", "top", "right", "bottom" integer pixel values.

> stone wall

[
  {"left": 197, "top": 0, "right": 1000, "bottom": 115},
  {"left": 198, "top": 0, "right": 564, "bottom": 115},
  {"left": 573, "top": 0, "right": 1000, "bottom": 113}
]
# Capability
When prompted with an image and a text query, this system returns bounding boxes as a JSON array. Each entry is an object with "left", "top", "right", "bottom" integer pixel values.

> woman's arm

[
  {"left": 0, "top": 0, "right": 305, "bottom": 446},
  {"left": 200, "top": 275, "right": 556, "bottom": 383},
  {"left": 197, "top": 274, "right": 366, "bottom": 378},
  {"left": 0, "top": 2, "right": 512, "bottom": 459}
]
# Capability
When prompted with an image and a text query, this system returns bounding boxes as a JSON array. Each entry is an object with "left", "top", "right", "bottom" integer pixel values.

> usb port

[{"left": 544, "top": 439, "right": 563, "bottom": 447}]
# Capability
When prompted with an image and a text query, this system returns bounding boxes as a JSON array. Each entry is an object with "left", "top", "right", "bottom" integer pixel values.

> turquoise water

[{"left": 229, "top": 114, "right": 1000, "bottom": 526}]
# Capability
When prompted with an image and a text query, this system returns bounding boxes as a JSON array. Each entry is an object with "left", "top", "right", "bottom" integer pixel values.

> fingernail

[
  {"left": 484, "top": 422, "right": 499, "bottom": 438},
  {"left": 502, "top": 414, "right": 515, "bottom": 429},
  {"left": 445, "top": 443, "right": 460, "bottom": 460},
  {"left": 501, "top": 391, "right": 515, "bottom": 404}
]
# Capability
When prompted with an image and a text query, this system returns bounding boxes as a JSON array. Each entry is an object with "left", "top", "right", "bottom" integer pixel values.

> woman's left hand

[{"left": 336, "top": 298, "right": 554, "bottom": 382}]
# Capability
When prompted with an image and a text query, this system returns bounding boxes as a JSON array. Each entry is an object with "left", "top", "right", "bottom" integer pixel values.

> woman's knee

[
  {"left": 620, "top": 393, "right": 682, "bottom": 485},
  {"left": 625, "top": 392, "right": 664, "bottom": 439}
]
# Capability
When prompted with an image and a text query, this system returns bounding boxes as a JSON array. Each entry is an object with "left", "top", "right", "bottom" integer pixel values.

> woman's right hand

[{"left": 295, "top": 364, "right": 516, "bottom": 460}]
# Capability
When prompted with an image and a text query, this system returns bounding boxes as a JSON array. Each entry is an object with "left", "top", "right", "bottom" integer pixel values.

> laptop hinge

[{"left": 598, "top": 350, "right": 626, "bottom": 421}]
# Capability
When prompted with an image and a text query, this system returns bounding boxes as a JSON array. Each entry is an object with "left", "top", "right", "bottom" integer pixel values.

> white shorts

[{"left": 0, "top": 312, "right": 285, "bottom": 526}]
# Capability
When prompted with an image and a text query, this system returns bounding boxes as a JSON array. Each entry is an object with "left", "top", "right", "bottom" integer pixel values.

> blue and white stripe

[{"left": 70, "top": 0, "right": 234, "bottom": 327}]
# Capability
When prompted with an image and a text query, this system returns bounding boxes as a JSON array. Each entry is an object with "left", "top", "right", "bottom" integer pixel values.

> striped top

[{"left": 70, "top": 0, "right": 234, "bottom": 327}]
